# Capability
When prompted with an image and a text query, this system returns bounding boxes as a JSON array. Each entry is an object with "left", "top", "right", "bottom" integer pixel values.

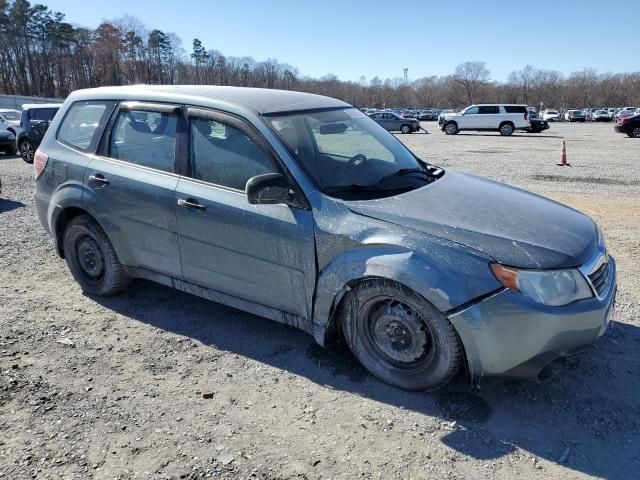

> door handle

[
  {"left": 177, "top": 198, "right": 206, "bottom": 211},
  {"left": 88, "top": 174, "right": 109, "bottom": 187}
]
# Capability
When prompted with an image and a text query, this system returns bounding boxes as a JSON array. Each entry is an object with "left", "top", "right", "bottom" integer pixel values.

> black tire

[
  {"left": 631, "top": 127, "right": 640, "bottom": 138},
  {"left": 63, "top": 214, "right": 131, "bottom": 296},
  {"left": 340, "top": 279, "right": 462, "bottom": 391},
  {"left": 19, "top": 140, "right": 35, "bottom": 164},
  {"left": 499, "top": 122, "right": 514, "bottom": 136},
  {"left": 400, "top": 125, "right": 411, "bottom": 134},
  {"left": 444, "top": 122, "right": 458, "bottom": 135}
]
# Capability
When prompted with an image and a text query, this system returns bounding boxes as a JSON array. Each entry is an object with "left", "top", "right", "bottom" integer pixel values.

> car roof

[
  {"left": 0, "top": 108, "right": 20, "bottom": 112},
  {"left": 68, "top": 85, "right": 351, "bottom": 115},
  {"left": 471, "top": 104, "right": 528, "bottom": 107},
  {"left": 21, "top": 103, "right": 63, "bottom": 110}
]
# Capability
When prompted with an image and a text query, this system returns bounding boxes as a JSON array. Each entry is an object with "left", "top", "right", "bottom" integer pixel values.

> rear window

[
  {"left": 57, "top": 101, "right": 114, "bottom": 150},
  {"left": 32, "top": 108, "right": 59, "bottom": 121},
  {"left": 504, "top": 106, "right": 527, "bottom": 114}
]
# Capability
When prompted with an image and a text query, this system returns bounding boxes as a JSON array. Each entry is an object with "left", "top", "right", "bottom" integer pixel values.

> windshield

[
  {"left": 1, "top": 111, "right": 19, "bottom": 121},
  {"left": 267, "top": 108, "right": 439, "bottom": 199}
]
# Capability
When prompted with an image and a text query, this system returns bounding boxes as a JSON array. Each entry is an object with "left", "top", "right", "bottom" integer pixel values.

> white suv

[{"left": 440, "top": 104, "right": 530, "bottom": 136}]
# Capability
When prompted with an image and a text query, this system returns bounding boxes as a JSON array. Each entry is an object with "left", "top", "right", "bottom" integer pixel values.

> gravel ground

[{"left": 1, "top": 121, "right": 639, "bottom": 480}]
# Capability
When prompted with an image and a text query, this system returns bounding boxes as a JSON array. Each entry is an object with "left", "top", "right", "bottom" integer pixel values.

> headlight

[{"left": 491, "top": 263, "right": 592, "bottom": 306}]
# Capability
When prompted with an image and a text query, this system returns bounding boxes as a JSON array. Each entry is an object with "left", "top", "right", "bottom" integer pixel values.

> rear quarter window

[
  {"left": 57, "top": 101, "right": 115, "bottom": 151},
  {"left": 504, "top": 106, "right": 527, "bottom": 114}
]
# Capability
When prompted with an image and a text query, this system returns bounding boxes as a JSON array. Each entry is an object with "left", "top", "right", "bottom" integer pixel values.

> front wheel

[
  {"left": 19, "top": 140, "right": 35, "bottom": 163},
  {"left": 340, "top": 279, "right": 462, "bottom": 391},
  {"left": 631, "top": 127, "right": 640, "bottom": 138},
  {"left": 499, "top": 122, "right": 514, "bottom": 136},
  {"left": 444, "top": 122, "right": 459, "bottom": 135},
  {"left": 63, "top": 214, "right": 131, "bottom": 296}
]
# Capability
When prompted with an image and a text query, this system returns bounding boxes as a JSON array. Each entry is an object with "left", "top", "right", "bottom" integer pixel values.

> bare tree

[{"left": 453, "top": 61, "right": 491, "bottom": 104}]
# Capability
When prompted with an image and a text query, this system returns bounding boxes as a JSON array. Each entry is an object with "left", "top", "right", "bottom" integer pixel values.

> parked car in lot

[
  {"left": 33, "top": 86, "right": 617, "bottom": 391},
  {"left": 0, "top": 109, "right": 21, "bottom": 133},
  {"left": 524, "top": 118, "right": 550, "bottom": 133},
  {"left": 564, "top": 110, "right": 586, "bottom": 122},
  {"left": 542, "top": 109, "right": 561, "bottom": 122},
  {"left": 614, "top": 107, "right": 638, "bottom": 121},
  {"left": 370, "top": 111, "right": 420, "bottom": 133},
  {"left": 440, "top": 104, "right": 530, "bottom": 136},
  {"left": 614, "top": 114, "right": 640, "bottom": 138},
  {"left": 16, "top": 103, "right": 61, "bottom": 163},
  {"left": 0, "top": 129, "right": 17, "bottom": 154},
  {"left": 526, "top": 107, "right": 538, "bottom": 119},
  {"left": 592, "top": 109, "right": 612, "bottom": 122},
  {"left": 417, "top": 110, "right": 438, "bottom": 121}
]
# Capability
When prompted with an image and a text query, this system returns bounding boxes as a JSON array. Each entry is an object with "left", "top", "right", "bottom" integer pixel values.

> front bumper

[{"left": 449, "top": 257, "right": 616, "bottom": 388}]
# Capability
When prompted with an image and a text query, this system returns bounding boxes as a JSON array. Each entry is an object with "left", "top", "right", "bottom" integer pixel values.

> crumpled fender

[{"left": 311, "top": 244, "right": 500, "bottom": 346}]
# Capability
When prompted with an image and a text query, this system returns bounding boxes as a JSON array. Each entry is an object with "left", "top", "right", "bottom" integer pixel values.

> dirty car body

[{"left": 34, "top": 86, "right": 616, "bottom": 390}]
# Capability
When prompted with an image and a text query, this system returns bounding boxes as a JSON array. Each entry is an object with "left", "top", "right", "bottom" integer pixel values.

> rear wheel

[
  {"left": 19, "top": 140, "right": 35, "bottom": 163},
  {"left": 401, "top": 125, "right": 411, "bottom": 134},
  {"left": 499, "top": 122, "right": 514, "bottom": 136},
  {"left": 444, "top": 122, "right": 458, "bottom": 135},
  {"left": 63, "top": 214, "right": 131, "bottom": 296},
  {"left": 340, "top": 279, "right": 462, "bottom": 391}
]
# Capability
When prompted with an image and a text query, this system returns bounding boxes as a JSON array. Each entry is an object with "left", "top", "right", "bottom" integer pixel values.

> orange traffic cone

[{"left": 557, "top": 141, "right": 571, "bottom": 166}]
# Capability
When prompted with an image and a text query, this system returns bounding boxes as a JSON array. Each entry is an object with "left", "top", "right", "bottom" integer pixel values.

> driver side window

[{"left": 190, "top": 117, "right": 278, "bottom": 191}]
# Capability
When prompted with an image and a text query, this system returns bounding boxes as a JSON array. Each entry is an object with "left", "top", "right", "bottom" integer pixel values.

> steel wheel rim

[
  {"left": 76, "top": 234, "right": 105, "bottom": 279},
  {"left": 362, "top": 298, "right": 435, "bottom": 367}
]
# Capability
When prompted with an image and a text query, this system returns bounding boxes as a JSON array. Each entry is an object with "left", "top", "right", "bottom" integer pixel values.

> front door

[{"left": 174, "top": 109, "right": 316, "bottom": 318}]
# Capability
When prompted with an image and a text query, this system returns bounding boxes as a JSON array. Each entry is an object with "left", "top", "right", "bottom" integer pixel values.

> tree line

[{"left": 1, "top": 0, "right": 639, "bottom": 109}]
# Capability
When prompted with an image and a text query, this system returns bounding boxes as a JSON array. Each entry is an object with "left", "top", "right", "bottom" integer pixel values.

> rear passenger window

[
  {"left": 504, "top": 106, "right": 527, "bottom": 114},
  {"left": 109, "top": 109, "right": 178, "bottom": 172},
  {"left": 478, "top": 106, "right": 499, "bottom": 114},
  {"left": 190, "top": 117, "right": 277, "bottom": 191},
  {"left": 58, "top": 101, "right": 113, "bottom": 150},
  {"left": 33, "top": 108, "right": 59, "bottom": 122}
]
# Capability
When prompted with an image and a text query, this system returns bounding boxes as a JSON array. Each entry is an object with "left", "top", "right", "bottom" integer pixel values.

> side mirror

[{"left": 246, "top": 173, "right": 291, "bottom": 205}]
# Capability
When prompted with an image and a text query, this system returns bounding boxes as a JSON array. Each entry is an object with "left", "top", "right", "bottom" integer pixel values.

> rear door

[
  {"left": 85, "top": 101, "right": 182, "bottom": 277},
  {"left": 174, "top": 108, "right": 316, "bottom": 318},
  {"left": 478, "top": 105, "right": 500, "bottom": 128}
]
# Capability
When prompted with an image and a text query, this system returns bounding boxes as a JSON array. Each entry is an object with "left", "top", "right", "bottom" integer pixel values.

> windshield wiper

[
  {"left": 325, "top": 184, "right": 414, "bottom": 194},
  {"left": 377, "top": 167, "right": 436, "bottom": 184}
]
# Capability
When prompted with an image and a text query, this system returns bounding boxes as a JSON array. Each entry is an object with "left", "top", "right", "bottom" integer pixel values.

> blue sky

[{"left": 43, "top": 0, "right": 640, "bottom": 82}]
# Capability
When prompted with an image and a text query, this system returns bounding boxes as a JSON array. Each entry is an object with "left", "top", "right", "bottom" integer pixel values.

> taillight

[
  {"left": 525, "top": 112, "right": 529, "bottom": 121},
  {"left": 34, "top": 149, "right": 49, "bottom": 179}
]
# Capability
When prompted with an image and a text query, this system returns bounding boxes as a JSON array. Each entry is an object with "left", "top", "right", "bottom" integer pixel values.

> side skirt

[{"left": 129, "top": 267, "right": 314, "bottom": 336}]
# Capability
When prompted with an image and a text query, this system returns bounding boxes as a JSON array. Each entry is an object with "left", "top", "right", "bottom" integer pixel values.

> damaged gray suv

[{"left": 34, "top": 86, "right": 616, "bottom": 391}]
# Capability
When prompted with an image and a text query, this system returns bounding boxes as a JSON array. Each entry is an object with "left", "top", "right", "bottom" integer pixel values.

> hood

[{"left": 345, "top": 170, "right": 598, "bottom": 269}]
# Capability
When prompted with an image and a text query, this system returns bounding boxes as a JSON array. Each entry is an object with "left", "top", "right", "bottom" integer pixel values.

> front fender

[{"left": 311, "top": 245, "right": 500, "bottom": 346}]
